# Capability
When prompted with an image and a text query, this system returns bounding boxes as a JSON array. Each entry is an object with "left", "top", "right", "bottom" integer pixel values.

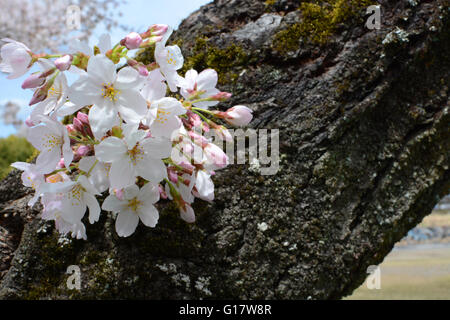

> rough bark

[{"left": 0, "top": 0, "right": 449, "bottom": 299}]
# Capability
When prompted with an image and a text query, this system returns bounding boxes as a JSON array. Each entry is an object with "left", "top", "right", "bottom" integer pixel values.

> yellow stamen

[
  {"left": 128, "top": 144, "right": 144, "bottom": 165},
  {"left": 101, "top": 82, "right": 121, "bottom": 102},
  {"left": 155, "top": 109, "right": 171, "bottom": 124},
  {"left": 127, "top": 197, "right": 142, "bottom": 212}
]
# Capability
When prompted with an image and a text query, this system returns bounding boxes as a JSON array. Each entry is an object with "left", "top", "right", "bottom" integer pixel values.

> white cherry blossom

[
  {"left": 95, "top": 125, "right": 171, "bottom": 189},
  {"left": 68, "top": 55, "right": 147, "bottom": 139},
  {"left": 193, "top": 170, "right": 215, "bottom": 202},
  {"left": 27, "top": 115, "right": 73, "bottom": 174},
  {"left": 79, "top": 156, "right": 111, "bottom": 193},
  {"left": 11, "top": 162, "right": 45, "bottom": 206},
  {"left": 147, "top": 97, "right": 186, "bottom": 138},
  {"left": 0, "top": 38, "right": 32, "bottom": 79},
  {"left": 41, "top": 193, "right": 87, "bottom": 240},
  {"left": 102, "top": 183, "right": 160, "bottom": 237},
  {"left": 154, "top": 27, "right": 185, "bottom": 92},
  {"left": 45, "top": 175, "right": 101, "bottom": 225},
  {"left": 29, "top": 71, "right": 68, "bottom": 124},
  {"left": 181, "top": 69, "right": 220, "bottom": 109}
]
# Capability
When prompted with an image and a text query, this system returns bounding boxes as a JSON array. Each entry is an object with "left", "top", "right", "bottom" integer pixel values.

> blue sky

[{"left": 0, "top": 0, "right": 211, "bottom": 138}]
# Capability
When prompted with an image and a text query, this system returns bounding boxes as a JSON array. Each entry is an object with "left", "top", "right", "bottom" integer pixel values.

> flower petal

[
  {"left": 115, "top": 67, "right": 142, "bottom": 90},
  {"left": 35, "top": 147, "right": 61, "bottom": 174},
  {"left": 135, "top": 156, "right": 167, "bottom": 184},
  {"left": 89, "top": 104, "right": 120, "bottom": 140},
  {"left": 197, "top": 69, "right": 218, "bottom": 91},
  {"left": 87, "top": 54, "right": 116, "bottom": 85},
  {"left": 115, "top": 210, "right": 139, "bottom": 237},
  {"left": 116, "top": 89, "right": 147, "bottom": 122},
  {"left": 137, "top": 204, "right": 159, "bottom": 228},
  {"left": 102, "top": 194, "right": 125, "bottom": 213},
  {"left": 95, "top": 136, "right": 128, "bottom": 162},
  {"left": 138, "top": 182, "right": 160, "bottom": 205},
  {"left": 180, "top": 204, "right": 195, "bottom": 223},
  {"left": 141, "top": 69, "right": 166, "bottom": 102},
  {"left": 141, "top": 136, "right": 172, "bottom": 159},
  {"left": 68, "top": 75, "right": 103, "bottom": 108},
  {"left": 60, "top": 196, "right": 86, "bottom": 224},
  {"left": 84, "top": 192, "right": 100, "bottom": 224},
  {"left": 97, "top": 34, "right": 112, "bottom": 53},
  {"left": 109, "top": 157, "right": 136, "bottom": 189},
  {"left": 57, "top": 102, "right": 83, "bottom": 117}
]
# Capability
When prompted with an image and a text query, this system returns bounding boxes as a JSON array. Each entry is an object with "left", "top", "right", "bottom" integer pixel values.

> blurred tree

[
  {"left": 0, "top": 0, "right": 126, "bottom": 52},
  {"left": 0, "top": 135, "right": 35, "bottom": 180}
]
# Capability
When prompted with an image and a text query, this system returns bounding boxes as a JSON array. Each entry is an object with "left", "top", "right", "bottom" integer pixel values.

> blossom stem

[
  {"left": 86, "top": 159, "right": 99, "bottom": 177},
  {"left": 163, "top": 158, "right": 184, "bottom": 171},
  {"left": 191, "top": 109, "right": 211, "bottom": 123}
]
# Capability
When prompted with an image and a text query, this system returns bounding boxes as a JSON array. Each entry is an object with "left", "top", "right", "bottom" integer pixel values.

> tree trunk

[{"left": 0, "top": 0, "right": 449, "bottom": 299}]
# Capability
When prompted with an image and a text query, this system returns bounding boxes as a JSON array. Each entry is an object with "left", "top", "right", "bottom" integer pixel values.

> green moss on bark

[{"left": 273, "top": 0, "right": 375, "bottom": 53}]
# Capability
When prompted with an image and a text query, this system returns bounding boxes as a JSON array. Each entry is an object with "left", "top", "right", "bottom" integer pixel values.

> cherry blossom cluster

[{"left": 1, "top": 25, "right": 253, "bottom": 239}]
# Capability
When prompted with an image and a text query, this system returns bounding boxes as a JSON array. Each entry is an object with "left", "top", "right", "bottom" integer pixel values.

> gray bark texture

[{"left": 0, "top": 0, "right": 449, "bottom": 299}]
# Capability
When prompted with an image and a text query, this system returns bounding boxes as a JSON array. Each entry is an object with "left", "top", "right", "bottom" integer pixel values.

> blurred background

[
  {"left": 0, "top": 0, "right": 210, "bottom": 178},
  {"left": 0, "top": 0, "right": 448, "bottom": 300}
]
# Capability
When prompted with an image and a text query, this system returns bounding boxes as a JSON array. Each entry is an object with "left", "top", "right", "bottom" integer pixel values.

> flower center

[
  {"left": 27, "top": 176, "right": 36, "bottom": 190},
  {"left": 127, "top": 197, "right": 142, "bottom": 212},
  {"left": 47, "top": 86, "right": 61, "bottom": 97},
  {"left": 166, "top": 49, "right": 177, "bottom": 66},
  {"left": 42, "top": 133, "right": 62, "bottom": 150},
  {"left": 128, "top": 144, "right": 144, "bottom": 165},
  {"left": 155, "top": 109, "right": 170, "bottom": 124},
  {"left": 101, "top": 82, "right": 120, "bottom": 102},
  {"left": 68, "top": 184, "right": 84, "bottom": 206}
]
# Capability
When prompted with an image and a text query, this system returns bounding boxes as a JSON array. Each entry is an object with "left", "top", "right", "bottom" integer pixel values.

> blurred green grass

[
  {"left": 346, "top": 243, "right": 450, "bottom": 300},
  {"left": 0, "top": 135, "right": 35, "bottom": 180}
]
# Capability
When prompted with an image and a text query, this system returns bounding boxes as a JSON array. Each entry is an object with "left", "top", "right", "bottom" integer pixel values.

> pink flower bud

[
  {"left": 29, "top": 87, "right": 47, "bottom": 106},
  {"left": 137, "top": 65, "right": 149, "bottom": 77},
  {"left": 224, "top": 105, "right": 253, "bottom": 126},
  {"left": 147, "top": 36, "right": 163, "bottom": 44},
  {"left": 145, "top": 131, "right": 153, "bottom": 139},
  {"left": 56, "top": 158, "right": 66, "bottom": 169},
  {"left": 178, "top": 160, "right": 195, "bottom": 172},
  {"left": 76, "top": 112, "right": 89, "bottom": 125},
  {"left": 54, "top": 55, "right": 73, "bottom": 71},
  {"left": 211, "top": 91, "right": 232, "bottom": 101},
  {"left": 73, "top": 117, "right": 84, "bottom": 133},
  {"left": 204, "top": 143, "right": 229, "bottom": 169},
  {"left": 66, "top": 124, "right": 76, "bottom": 134},
  {"left": 21, "top": 73, "right": 45, "bottom": 89},
  {"left": 150, "top": 24, "right": 169, "bottom": 36},
  {"left": 182, "top": 142, "right": 194, "bottom": 154},
  {"left": 168, "top": 167, "right": 178, "bottom": 183},
  {"left": 114, "top": 189, "right": 124, "bottom": 201},
  {"left": 188, "top": 131, "right": 208, "bottom": 147},
  {"left": 25, "top": 116, "right": 35, "bottom": 127},
  {"left": 180, "top": 203, "right": 195, "bottom": 223},
  {"left": 187, "top": 110, "right": 202, "bottom": 128},
  {"left": 76, "top": 145, "right": 90, "bottom": 157},
  {"left": 181, "top": 117, "right": 193, "bottom": 130},
  {"left": 121, "top": 32, "right": 143, "bottom": 50},
  {"left": 159, "top": 185, "right": 168, "bottom": 199},
  {"left": 214, "top": 127, "right": 233, "bottom": 142}
]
